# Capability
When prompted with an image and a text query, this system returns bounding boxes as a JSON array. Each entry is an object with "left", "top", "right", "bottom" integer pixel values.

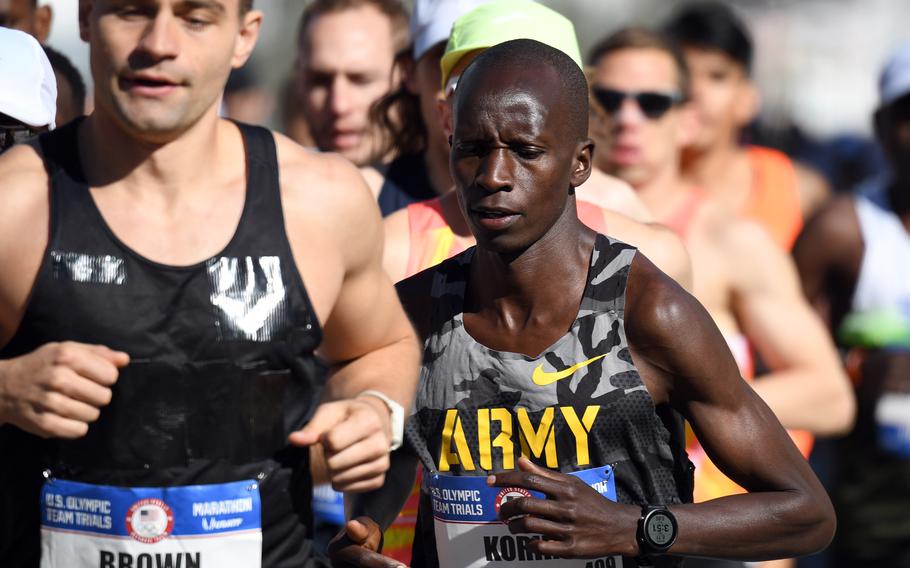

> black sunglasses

[{"left": 592, "top": 87, "right": 683, "bottom": 119}]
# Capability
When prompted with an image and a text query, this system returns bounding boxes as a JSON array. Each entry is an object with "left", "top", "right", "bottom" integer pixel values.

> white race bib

[
  {"left": 429, "top": 464, "right": 621, "bottom": 568},
  {"left": 40, "top": 478, "right": 262, "bottom": 568}
]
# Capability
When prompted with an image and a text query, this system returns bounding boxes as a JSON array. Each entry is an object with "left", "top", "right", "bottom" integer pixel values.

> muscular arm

[
  {"left": 279, "top": 138, "right": 421, "bottom": 491},
  {"left": 725, "top": 219, "right": 854, "bottom": 435},
  {"left": 791, "top": 196, "right": 863, "bottom": 331},
  {"left": 625, "top": 254, "right": 835, "bottom": 560}
]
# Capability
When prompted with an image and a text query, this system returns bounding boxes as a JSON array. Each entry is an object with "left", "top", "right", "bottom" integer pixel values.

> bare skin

[
  {"left": 0, "top": 0, "right": 53, "bottom": 43},
  {"left": 679, "top": 47, "right": 829, "bottom": 224},
  {"left": 592, "top": 46, "right": 853, "bottom": 436},
  {"left": 0, "top": 0, "right": 419, "bottom": 494},
  {"left": 331, "top": 45, "right": 835, "bottom": 567},
  {"left": 379, "top": 47, "right": 682, "bottom": 286}
]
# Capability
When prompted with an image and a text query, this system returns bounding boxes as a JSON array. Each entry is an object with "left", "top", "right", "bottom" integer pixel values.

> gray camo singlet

[{"left": 405, "top": 234, "right": 691, "bottom": 568}]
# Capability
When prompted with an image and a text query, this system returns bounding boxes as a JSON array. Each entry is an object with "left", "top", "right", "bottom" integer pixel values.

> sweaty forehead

[{"left": 454, "top": 65, "right": 566, "bottom": 139}]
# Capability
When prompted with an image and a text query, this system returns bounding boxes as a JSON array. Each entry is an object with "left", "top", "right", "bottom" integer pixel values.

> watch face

[{"left": 646, "top": 512, "right": 676, "bottom": 547}]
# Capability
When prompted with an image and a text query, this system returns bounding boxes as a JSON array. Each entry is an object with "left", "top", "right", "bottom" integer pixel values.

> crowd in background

[{"left": 2, "top": 0, "right": 909, "bottom": 567}]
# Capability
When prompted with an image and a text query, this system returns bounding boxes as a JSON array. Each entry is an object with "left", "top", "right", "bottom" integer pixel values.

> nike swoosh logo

[{"left": 532, "top": 354, "right": 607, "bottom": 386}]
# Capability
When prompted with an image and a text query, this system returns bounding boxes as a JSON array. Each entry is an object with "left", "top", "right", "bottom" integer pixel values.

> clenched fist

[{"left": 0, "top": 342, "right": 129, "bottom": 438}]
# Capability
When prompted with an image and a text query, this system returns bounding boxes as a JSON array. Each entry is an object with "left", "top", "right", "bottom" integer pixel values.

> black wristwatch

[{"left": 636, "top": 505, "right": 678, "bottom": 561}]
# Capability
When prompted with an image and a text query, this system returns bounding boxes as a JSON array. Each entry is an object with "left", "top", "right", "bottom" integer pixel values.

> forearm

[
  {"left": 665, "top": 490, "right": 834, "bottom": 560},
  {"left": 751, "top": 367, "right": 855, "bottom": 435},
  {"left": 324, "top": 333, "right": 421, "bottom": 409}
]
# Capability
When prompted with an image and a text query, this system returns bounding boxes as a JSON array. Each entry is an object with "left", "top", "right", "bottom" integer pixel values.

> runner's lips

[
  {"left": 470, "top": 207, "right": 521, "bottom": 231},
  {"left": 119, "top": 74, "right": 182, "bottom": 94}
]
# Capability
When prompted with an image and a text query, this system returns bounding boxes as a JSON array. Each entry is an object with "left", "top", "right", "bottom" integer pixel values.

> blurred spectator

[
  {"left": 295, "top": 0, "right": 408, "bottom": 168},
  {"left": 663, "top": 1, "right": 829, "bottom": 250},
  {"left": 793, "top": 42, "right": 910, "bottom": 568},
  {"left": 0, "top": 0, "right": 51, "bottom": 43},
  {"left": 0, "top": 27, "right": 55, "bottom": 153},
  {"left": 280, "top": 76, "right": 315, "bottom": 148},
  {"left": 42, "top": 44, "right": 84, "bottom": 126},
  {"left": 221, "top": 67, "right": 274, "bottom": 126},
  {"left": 589, "top": 30, "right": 853, "bottom": 568}
]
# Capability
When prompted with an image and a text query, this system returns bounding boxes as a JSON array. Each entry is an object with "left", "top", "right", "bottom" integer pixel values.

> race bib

[
  {"left": 40, "top": 479, "right": 262, "bottom": 568},
  {"left": 429, "top": 465, "right": 620, "bottom": 568}
]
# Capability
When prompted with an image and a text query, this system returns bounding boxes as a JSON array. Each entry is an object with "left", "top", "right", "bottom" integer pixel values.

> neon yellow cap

[{"left": 440, "top": 0, "right": 583, "bottom": 88}]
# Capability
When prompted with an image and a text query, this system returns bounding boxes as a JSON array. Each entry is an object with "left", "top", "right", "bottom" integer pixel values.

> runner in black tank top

[{"left": 0, "top": 120, "right": 326, "bottom": 567}]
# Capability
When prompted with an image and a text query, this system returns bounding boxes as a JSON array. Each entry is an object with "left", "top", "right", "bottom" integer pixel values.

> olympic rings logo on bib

[
  {"left": 125, "top": 498, "right": 174, "bottom": 543},
  {"left": 494, "top": 487, "right": 532, "bottom": 517}
]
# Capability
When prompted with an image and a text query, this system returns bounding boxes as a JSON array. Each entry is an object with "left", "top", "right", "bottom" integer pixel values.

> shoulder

[
  {"left": 604, "top": 211, "right": 692, "bottom": 289},
  {"left": 382, "top": 205, "right": 412, "bottom": 283},
  {"left": 624, "top": 252, "right": 697, "bottom": 346},
  {"left": 0, "top": 143, "right": 51, "bottom": 237},
  {"left": 274, "top": 133, "right": 381, "bottom": 232},
  {"left": 577, "top": 169, "right": 653, "bottom": 222},
  {"left": 793, "top": 194, "right": 863, "bottom": 274}
]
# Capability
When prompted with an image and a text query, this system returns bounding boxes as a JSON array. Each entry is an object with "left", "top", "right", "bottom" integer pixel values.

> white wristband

[{"left": 358, "top": 390, "right": 404, "bottom": 451}]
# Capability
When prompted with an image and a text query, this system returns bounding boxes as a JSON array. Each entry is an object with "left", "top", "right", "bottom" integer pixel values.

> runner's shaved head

[{"left": 454, "top": 39, "right": 590, "bottom": 142}]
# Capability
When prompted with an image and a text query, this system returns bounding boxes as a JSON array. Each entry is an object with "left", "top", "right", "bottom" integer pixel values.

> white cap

[
  {"left": 880, "top": 42, "right": 910, "bottom": 108},
  {"left": 0, "top": 27, "right": 57, "bottom": 129},
  {"left": 410, "top": 0, "right": 491, "bottom": 62}
]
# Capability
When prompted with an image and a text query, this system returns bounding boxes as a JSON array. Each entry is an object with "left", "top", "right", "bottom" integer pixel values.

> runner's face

[
  {"left": 450, "top": 65, "right": 587, "bottom": 254},
  {"left": 683, "top": 47, "right": 752, "bottom": 150},
  {"left": 297, "top": 5, "right": 397, "bottom": 165},
  {"left": 592, "top": 48, "right": 685, "bottom": 189},
  {"left": 81, "top": 0, "right": 260, "bottom": 140}
]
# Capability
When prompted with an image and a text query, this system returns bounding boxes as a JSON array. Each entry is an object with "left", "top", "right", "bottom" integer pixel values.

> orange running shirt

[{"left": 743, "top": 146, "right": 803, "bottom": 251}]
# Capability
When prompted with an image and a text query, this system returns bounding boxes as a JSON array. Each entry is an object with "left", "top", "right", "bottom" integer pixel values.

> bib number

[
  {"left": 40, "top": 479, "right": 262, "bottom": 568},
  {"left": 430, "top": 464, "right": 620, "bottom": 568}
]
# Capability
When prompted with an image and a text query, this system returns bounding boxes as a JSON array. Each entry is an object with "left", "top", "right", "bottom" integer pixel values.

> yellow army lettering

[{"left": 438, "top": 406, "right": 599, "bottom": 471}]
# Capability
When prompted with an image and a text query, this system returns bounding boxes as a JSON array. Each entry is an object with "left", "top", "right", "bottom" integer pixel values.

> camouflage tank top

[{"left": 405, "top": 234, "right": 690, "bottom": 568}]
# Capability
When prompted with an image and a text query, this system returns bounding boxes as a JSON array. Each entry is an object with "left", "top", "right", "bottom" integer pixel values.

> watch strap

[{"left": 358, "top": 390, "right": 404, "bottom": 451}]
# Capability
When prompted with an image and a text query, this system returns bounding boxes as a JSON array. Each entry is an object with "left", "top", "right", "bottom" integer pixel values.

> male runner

[
  {"left": 587, "top": 28, "right": 853, "bottom": 525},
  {"left": 381, "top": 0, "right": 689, "bottom": 287},
  {"left": 296, "top": 0, "right": 433, "bottom": 215},
  {"left": 0, "top": 1, "right": 420, "bottom": 566},
  {"left": 0, "top": 0, "right": 52, "bottom": 43},
  {"left": 662, "top": 2, "right": 829, "bottom": 250},
  {"left": 792, "top": 43, "right": 910, "bottom": 567},
  {"left": 330, "top": 39, "right": 835, "bottom": 568}
]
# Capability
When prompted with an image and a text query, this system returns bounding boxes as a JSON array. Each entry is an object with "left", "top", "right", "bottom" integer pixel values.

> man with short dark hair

[
  {"left": 329, "top": 38, "right": 836, "bottom": 568},
  {"left": 295, "top": 0, "right": 408, "bottom": 169},
  {"left": 663, "top": 1, "right": 829, "bottom": 250},
  {"left": 0, "top": 1, "right": 420, "bottom": 566},
  {"left": 0, "top": 0, "right": 52, "bottom": 43}
]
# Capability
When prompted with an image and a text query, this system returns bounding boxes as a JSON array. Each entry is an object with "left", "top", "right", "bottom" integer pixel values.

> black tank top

[{"left": 0, "top": 119, "right": 329, "bottom": 567}]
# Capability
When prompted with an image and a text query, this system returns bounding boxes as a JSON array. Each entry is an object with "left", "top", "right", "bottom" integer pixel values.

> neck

[
  {"left": 79, "top": 105, "right": 224, "bottom": 198},
  {"left": 468, "top": 208, "right": 593, "bottom": 324},
  {"left": 681, "top": 135, "right": 741, "bottom": 184},
  {"left": 424, "top": 141, "right": 453, "bottom": 196},
  {"left": 631, "top": 164, "right": 690, "bottom": 221}
]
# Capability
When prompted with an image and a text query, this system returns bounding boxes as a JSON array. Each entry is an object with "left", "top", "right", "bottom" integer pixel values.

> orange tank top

[
  {"left": 663, "top": 187, "right": 707, "bottom": 239},
  {"left": 405, "top": 197, "right": 607, "bottom": 278},
  {"left": 743, "top": 146, "right": 803, "bottom": 250}
]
